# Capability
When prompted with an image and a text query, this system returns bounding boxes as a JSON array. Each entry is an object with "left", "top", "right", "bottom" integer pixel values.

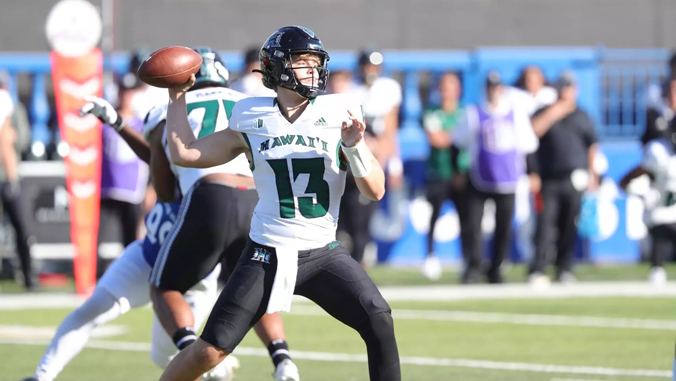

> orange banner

[{"left": 50, "top": 49, "right": 103, "bottom": 295}]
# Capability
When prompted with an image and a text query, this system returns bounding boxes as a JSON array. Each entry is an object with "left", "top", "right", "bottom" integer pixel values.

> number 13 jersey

[{"left": 230, "top": 94, "right": 363, "bottom": 250}]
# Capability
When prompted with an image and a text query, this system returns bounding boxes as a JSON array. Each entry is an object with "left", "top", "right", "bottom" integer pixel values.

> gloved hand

[{"left": 78, "top": 96, "right": 123, "bottom": 131}]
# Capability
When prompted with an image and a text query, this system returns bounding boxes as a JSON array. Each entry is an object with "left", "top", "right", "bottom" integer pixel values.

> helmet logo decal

[
  {"left": 296, "top": 26, "right": 315, "bottom": 38},
  {"left": 214, "top": 61, "right": 229, "bottom": 81},
  {"left": 267, "top": 32, "right": 285, "bottom": 48}
]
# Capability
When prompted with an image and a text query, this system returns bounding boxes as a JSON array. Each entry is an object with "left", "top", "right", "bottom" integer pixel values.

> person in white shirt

[
  {"left": 330, "top": 70, "right": 379, "bottom": 265},
  {"left": 453, "top": 71, "right": 539, "bottom": 284},
  {"left": 343, "top": 49, "right": 404, "bottom": 264},
  {"left": 351, "top": 48, "right": 404, "bottom": 189}
]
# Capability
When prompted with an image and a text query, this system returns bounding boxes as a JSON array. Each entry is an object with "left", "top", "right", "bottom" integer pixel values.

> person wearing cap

[
  {"left": 528, "top": 71, "right": 598, "bottom": 285},
  {"left": 99, "top": 76, "right": 149, "bottom": 247},
  {"left": 351, "top": 48, "right": 404, "bottom": 189},
  {"left": 453, "top": 71, "right": 539, "bottom": 283},
  {"left": 231, "top": 46, "right": 276, "bottom": 97},
  {"left": 328, "top": 69, "right": 380, "bottom": 266},
  {"left": 343, "top": 48, "right": 403, "bottom": 265}
]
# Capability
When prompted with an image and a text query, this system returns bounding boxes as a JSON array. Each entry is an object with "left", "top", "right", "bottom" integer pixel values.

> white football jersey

[
  {"left": 351, "top": 77, "right": 402, "bottom": 136},
  {"left": 229, "top": 94, "right": 363, "bottom": 250},
  {"left": 641, "top": 138, "right": 676, "bottom": 209},
  {"left": 144, "top": 87, "right": 251, "bottom": 195}
]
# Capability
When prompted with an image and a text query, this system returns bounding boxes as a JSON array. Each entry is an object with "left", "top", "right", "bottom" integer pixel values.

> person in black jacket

[{"left": 528, "top": 71, "right": 599, "bottom": 285}]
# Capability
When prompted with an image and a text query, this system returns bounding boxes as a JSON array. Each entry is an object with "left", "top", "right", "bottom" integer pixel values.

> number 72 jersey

[{"left": 230, "top": 94, "right": 363, "bottom": 250}]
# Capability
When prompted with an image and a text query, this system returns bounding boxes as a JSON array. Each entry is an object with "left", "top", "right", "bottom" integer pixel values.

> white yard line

[
  {"left": 2, "top": 282, "right": 676, "bottom": 311},
  {"left": 550, "top": 379, "right": 617, "bottom": 381},
  {"left": 288, "top": 305, "right": 676, "bottom": 331},
  {"left": 0, "top": 324, "right": 127, "bottom": 339},
  {"left": 374, "top": 282, "right": 676, "bottom": 302},
  {"left": 0, "top": 338, "right": 670, "bottom": 378}
]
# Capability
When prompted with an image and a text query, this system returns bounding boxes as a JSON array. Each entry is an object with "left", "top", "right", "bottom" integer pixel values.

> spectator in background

[
  {"left": 104, "top": 49, "right": 166, "bottom": 120},
  {"left": 506, "top": 67, "right": 558, "bottom": 264},
  {"left": 330, "top": 70, "right": 379, "bottom": 265},
  {"left": 100, "top": 76, "right": 149, "bottom": 247},
  {"left": 421, "top": 72, "right": 471, "bottom": 280},
  {"left": 647, "top": 52, "right": 676, "bottom": 110},
  {"left": 453, "top": 71, "right": 538, "bottom": 283},
  {"left": 0, "top": 73, "right": 31, "bottom": 159},
  {"left": 351, "top": 48, "right": 404, "bottom": 189},
  {"left": 509, "top": 65, "right": 558, "bottom": 116},
  {"left": 327, "top": 70, "right": 354, "bottom": 94},
  {"left": 231, "top": 47, "right": 276, "bottom": 97},
  {"left": 128, "top": 49, "right": 169, "bottom": 120},
  {"left": 528, "top": 71, "right": 598, "bottom": 285},
  {"left": 0, "top": 85, "right": 34, "bottom": 289},
  {"left": 643, "top": 79, "right": 676, "bottom": 146}
]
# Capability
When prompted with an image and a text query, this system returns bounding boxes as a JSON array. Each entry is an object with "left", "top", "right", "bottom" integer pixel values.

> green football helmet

[{"left": 192, "top": 46, "right": 229, "bottom": 89}]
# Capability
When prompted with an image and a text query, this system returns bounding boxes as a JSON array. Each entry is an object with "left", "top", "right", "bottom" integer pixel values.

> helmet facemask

[{"left": 261, "top": 49, "right": 330, "bottom": 99}]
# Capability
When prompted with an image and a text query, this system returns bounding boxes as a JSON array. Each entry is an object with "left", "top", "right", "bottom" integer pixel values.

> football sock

[
  {"left": 35, "top": 289, "right": 123, "bottom": 381},
  {"left": 268, "top": 339, "right": 292, "bottom": 368},
  {"left": 173, "top": 327, "right": 197, "bottom": 350}
]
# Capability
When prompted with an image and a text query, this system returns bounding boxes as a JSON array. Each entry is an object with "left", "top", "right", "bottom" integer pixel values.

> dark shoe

[
  {"left": 461, "top": 268, "right": 482, "bottom": 284},
  {"left": 486, "top": 268, "right": 504, "bottom": 284}
]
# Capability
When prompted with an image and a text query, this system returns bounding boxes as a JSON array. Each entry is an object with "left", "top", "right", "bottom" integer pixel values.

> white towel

[{"left": 266, "top": 246, "right": 299, "bottom": 313}]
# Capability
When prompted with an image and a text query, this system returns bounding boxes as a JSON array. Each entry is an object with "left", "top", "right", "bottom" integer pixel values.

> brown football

[{"left": 136, "top": 46, "right": 202, "bottom": 88}]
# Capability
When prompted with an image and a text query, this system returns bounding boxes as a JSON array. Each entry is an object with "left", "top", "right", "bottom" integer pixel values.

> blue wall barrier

[
  {"left": 0, "top": 47, "right": 669, "bottom": 149},
  {"left": 0, "top": 47, "right": 669, "bottom": 264}
]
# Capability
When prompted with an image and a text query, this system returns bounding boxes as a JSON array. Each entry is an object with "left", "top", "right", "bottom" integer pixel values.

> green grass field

[{"left": 1, "top": 265, "right": 676, "bottom": 380}]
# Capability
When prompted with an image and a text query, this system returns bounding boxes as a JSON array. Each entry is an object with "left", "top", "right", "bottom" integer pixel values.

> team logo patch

[
  {"left": 295, "top": 26, "right": 316, "bottom": 38},
  {"left": 314, "top": 117, "right": 327, "bottom": 126},
  {"left": 266, "top": 32, "right": 285, "bottom": 48},
  {"left": 251, "top": 248, "right": 271, "bottom": 264},
  {"left": 253, "top": 118, "right": 265, "bottom": 129}
]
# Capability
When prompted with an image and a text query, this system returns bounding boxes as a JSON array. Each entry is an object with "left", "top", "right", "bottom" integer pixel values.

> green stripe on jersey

[{"left": 240, "top": 132, "right": 255, "bottom": 171}]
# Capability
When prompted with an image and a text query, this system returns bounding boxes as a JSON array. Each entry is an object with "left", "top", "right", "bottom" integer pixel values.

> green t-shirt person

[{"left": 423, "top": 106, "right": 469, "bottom": 181}]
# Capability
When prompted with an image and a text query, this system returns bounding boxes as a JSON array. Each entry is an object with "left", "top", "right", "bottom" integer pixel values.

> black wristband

[{"left": 112, "top": 117, "right": 124, "bottom": 132}]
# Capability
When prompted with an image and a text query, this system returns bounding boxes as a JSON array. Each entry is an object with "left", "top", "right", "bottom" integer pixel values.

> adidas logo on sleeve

[{"left": 314, "top": 117, "right": 327, "bottom": 126}]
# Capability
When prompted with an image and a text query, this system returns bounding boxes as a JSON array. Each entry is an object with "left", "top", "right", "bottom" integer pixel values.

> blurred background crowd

[{"left": 0, "top": 0, "right": 675, "bottom": 291}]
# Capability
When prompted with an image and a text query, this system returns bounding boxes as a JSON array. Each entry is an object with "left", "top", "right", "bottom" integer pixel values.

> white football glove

[{"left": 78, "top": 96, "right": 123, "bottom": 131}]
